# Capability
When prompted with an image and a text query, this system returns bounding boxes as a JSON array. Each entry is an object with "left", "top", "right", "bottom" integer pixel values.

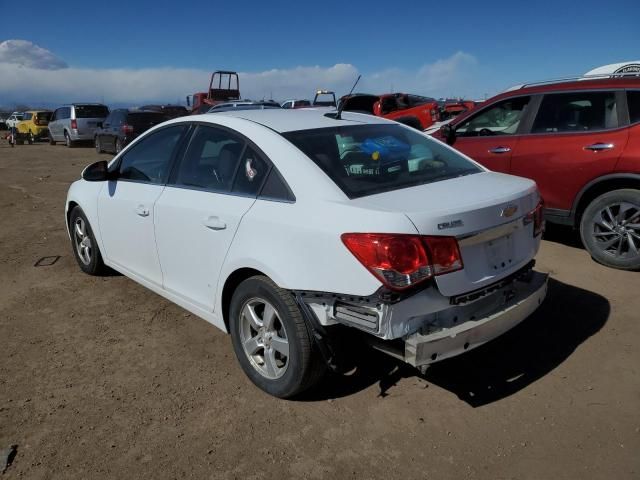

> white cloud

[
  {"left": 0, "top": 40, "right": 479, "bottom": 105},
  {"left": 0, "top": 39, "right": 68, "bottom": 70}
]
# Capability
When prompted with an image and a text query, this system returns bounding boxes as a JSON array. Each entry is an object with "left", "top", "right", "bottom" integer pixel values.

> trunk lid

[{"left": 349, "top": 171, "right": 541, "bottom": 296}]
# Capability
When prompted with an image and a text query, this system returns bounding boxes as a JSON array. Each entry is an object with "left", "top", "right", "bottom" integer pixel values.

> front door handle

[
  {"left": 584, "top": 143, "right": 614, "bottom": 151},
  {"left": 135, "top": 205, "right": 150, "bottom": 217},
  {"left": 488, "top": 146, "right": 511, "bottom": 154},
  {"left": 203, "top": 216, "right": 227, "bottom": 230}
]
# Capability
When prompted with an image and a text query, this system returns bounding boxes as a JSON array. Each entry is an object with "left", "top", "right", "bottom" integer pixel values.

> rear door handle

[
  {"left": 584, "top": 143, "right": 614, "bottom": 151},
  {"left": 135, "top": 205, "right": 150, "bottom": 217},
  {"left": 488, "top": 146, "right": 511, "bottom": 154},
  {"left": 203, "top": 216, "right": 227, "bottom": 230}
]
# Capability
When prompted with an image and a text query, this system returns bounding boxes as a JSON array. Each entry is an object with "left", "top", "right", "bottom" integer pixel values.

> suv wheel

[
  {"left": 69, "top": 206, "right": 107, "bottom": 275},
  {"left": 28, "top": 131, "right": 35, "bottom": 144},
  {"left": 65, "top": 131, "right": 74, "bottom": 148},
  {"left": 95, "top": 136, "right": 103, "bottom": 153},
  {"left": 580, "top": 189, "right": 640, "bottom": 270},
  {"left": 115, "top": 138, "right": 123, "bottom": 154},
  {"left": 229, "top": 276, "right": 325, "bottom": 398}
]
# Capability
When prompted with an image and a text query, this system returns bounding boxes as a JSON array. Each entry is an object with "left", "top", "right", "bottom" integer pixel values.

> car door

[
  {"left": 154, "top": 125, "right": 269, "bottom": 311},
  {"left": 451, "top": 96, "right": 532, "bottom": 172},
  {"left": 97, "top": 124, "right": 188, "bottom": 286},
  {"left": 510, "top": 90, "right": 628, "bottom": 212}
]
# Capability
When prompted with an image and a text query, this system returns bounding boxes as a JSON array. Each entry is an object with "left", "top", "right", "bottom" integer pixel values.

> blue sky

[{"left": 0, "top": 0, "right": 638, "bottom": 105}]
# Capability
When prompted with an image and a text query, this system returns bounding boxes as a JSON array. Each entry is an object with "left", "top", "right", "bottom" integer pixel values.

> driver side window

[
  {"left": 118, "top": 125, "right": 186, "bottom": 184},
  {"left": 456, "top": 96, "right": 530, "bottom": 137}
]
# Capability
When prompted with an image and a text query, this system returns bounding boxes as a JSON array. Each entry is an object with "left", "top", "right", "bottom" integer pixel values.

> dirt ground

[{"left": 0, "top": 140, "right": 638, "bottom": 480}]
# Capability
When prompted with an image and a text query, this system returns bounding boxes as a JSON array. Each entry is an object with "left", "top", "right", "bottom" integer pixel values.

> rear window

[
  {"left": 74, "top": 105, "right": 109, "bottom": 118},
  {"left": 283, "top": 124, "right": 481, "bottom": 198},
  {"left": 126, "top": 112, "right": 167, "bottom": 126}
]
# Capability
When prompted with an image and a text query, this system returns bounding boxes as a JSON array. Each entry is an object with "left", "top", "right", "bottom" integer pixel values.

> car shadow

[
  {"left": 300, "top": 277, "right": 609, "bottom": 406},
  {"left": 542, "top": 223, "right": 584, "bottom": 250}
]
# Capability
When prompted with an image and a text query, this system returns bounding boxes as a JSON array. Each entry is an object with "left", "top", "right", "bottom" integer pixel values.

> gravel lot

[{"left": 1, "top": 141, "right": 638, "bottom": 479}]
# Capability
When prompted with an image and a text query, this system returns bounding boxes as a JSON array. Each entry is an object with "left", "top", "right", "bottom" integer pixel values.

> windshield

[
  {"left": 283, "top": 124, "right": 481, "bottom": 198},
  {"left": 74, "top": 105, "right": 109, "bottom": 118}
]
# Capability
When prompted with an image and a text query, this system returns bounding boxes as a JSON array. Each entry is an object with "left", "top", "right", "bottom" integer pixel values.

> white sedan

[{"left": 65, "top": 109, "right": 547, "bottom": 398}]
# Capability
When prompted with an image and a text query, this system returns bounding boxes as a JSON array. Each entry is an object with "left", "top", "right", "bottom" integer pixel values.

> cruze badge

[
  {"left": 438, "top": 219, "right": 464, "bottom": 230},
  {"left": 501, "top": 204, "right": 518, "bottom": 218}
]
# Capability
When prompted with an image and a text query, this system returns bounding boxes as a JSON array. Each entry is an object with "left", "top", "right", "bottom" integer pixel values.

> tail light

[
  {"left": 121, "top": 124, "right": 134, "bottom": 135},
  {"left": 70, "top": 119, "right": 77, "bottom": 130},
  {"left": 341, "top": 233, "right": 463, "bottom": 291},
  {"left": 525, "top": 199, "right": 545, "bottom": 236}
]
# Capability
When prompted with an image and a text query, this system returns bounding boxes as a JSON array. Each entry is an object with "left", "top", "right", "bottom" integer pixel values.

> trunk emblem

[
  {"left": 501, "top": 204, "right": 518, "bottom": 218},
  {"left": 437, "top": 219, "right": 464, "bottom": 230}
]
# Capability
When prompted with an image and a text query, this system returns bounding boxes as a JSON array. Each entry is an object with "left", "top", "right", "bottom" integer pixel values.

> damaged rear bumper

[{"left": 403, "top": 271, "right": 547, "bottom": 366}]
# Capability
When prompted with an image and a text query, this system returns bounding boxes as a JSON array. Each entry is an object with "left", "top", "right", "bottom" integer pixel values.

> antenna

[{"left": 331, "top": 75, "right": 361, "bottom": 120}]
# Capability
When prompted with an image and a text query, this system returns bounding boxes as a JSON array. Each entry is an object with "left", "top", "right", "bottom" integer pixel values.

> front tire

[
  {"left": 229, "top": 276, "right": 325, "bottom": 398},
  {"left": 580, "top": 189, "right": 640, "bottom": 270},
  {"left": 69, "top": 206, "right": 107, "bottom": 275}
]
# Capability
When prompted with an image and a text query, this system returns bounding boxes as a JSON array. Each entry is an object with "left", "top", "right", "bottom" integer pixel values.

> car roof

[
  {"left": 202, "top": 108, "right": 391, "bottom": 132},
  {"left": 507, "top": 77, "right": 640, "bottom": 96}
]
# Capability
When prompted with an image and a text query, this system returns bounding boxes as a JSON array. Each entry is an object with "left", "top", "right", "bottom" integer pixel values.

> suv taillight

[
  {"left": 121, "top": 124, "right": 134, "bottom": 135},
  {"left": 525, "top": 199, "right": 545, "bottom": 236},
  {"left": 341, "top": 233, "right": 463, "bottom": 291},
  {"left": 70, "top": 119, "right": 77, "bottom": 129}
]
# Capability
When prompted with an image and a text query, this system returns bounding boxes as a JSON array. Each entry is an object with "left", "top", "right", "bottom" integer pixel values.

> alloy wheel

[
  {"left": 590, "top": 202, "right": 640, "bottom": 260},
  {"left": 73, "top": 217, "right": 92, "bottom": 265},
  {"left": 238, "top": 298, "right": 289, "bottom": 379}
]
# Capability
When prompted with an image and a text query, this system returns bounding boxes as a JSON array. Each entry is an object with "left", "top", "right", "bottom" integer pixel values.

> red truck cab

[{"left": 340, "top": 93, "right": 440, "bottom": 130}]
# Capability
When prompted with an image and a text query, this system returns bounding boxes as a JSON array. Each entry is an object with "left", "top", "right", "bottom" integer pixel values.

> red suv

[{"left": 435, "top": 77, "right": 640, "bottom": 270}]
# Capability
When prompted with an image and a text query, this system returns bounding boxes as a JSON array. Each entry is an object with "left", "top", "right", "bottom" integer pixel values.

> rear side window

[
  {"left": 74, "top": 105, "right": 109, "bottom": 118},
  {"left": 456, "top": 96, "right": 530, "bottom": 137},
  {"left": 172, "top": 125, "right": 245, "bottom": 192},
  {"left": 284, "top": 124, "right": 481, "bottom": 199},
  {"left": 232, "top": 147, "right": 269, "bottom": 196},
  {"left": 23, "top": 113, "right": 33, "bottom": 120},
  {"left": 532, "top": 91, "right": 618, "bottom": 133},
  {"left": 118, "top": 125, "right": 186, "bottom": 184},
  {"left": 628, "top": 91, "right": 640, "bottom": 124}
]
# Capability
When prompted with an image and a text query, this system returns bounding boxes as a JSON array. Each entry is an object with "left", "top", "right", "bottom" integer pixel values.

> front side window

[
  {"left": 118, "top": 125, "right": 186, "bottom": 184},
  {"left": 172, "top": 126, "right": 245, "bottom": 191},
  {"left": 284, "top": 124, "right": 481, "bottom": 199},
  {"left": 627, "top": 90, "right": 640, "bottom": 124},
  {"left": 532, "top": 91, "right": 618, "bottom": 133},
  {"left": 23, "top": 112, "right": 33, "bottom": 120},
  {"left": 456, "top": 96, "right": 530, "bottom": 137}
]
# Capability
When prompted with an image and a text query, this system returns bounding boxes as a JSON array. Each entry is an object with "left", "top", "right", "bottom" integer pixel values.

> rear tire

[
  {"left": 580, "top": 189, "right": 640, "bottom": 271},
  {"left": 229, "top": 276, "right": 325, "bottom": 398},
  {"left": 69, "top": 206, "right": 107, "bottom": 275},
  {"left": 65, "top": 131, "right": 74, "bottom": 148}
]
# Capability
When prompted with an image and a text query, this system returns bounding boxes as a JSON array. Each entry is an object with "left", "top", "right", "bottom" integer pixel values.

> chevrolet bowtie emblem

[{"left": 501, "top": 204, "right": 518, "bottom": 218}]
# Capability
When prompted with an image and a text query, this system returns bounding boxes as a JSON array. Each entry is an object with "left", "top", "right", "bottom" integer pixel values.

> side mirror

[
  {"left": 81, "top": 160, "right": 111, "bottom": 182},
  {"left": 440, "top": 124, "right": 457, "bottom": 145}
]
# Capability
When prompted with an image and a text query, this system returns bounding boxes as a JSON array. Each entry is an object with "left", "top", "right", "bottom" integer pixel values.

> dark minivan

[{"left": 94, "top": 109, "right": 168, "bottom": 154}]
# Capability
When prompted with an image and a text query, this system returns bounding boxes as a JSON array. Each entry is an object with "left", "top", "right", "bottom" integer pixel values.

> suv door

[
  {"left": 49, "top": 109, "right": 62, "bottom": 140},
  {"left": 452, "top": 96, "right": 532, "bottom": 171},
  {"left": 154, "top": 125, "right": 269, "bottom": 312},
  {"left": 97, "top": 125, "right": 188, "bottom": 285},
  {"left": 510, "top": 90, "right": 628, "bottom": 212}
]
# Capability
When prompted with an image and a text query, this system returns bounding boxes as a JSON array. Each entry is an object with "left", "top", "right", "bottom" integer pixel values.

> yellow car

[{"left": 16, "top": 110, "right": 53, "bottom": 142}]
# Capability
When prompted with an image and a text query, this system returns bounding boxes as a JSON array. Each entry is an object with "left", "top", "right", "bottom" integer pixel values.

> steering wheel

[{"left": 478, "top": 128, "right": 495, "bottom": 136}]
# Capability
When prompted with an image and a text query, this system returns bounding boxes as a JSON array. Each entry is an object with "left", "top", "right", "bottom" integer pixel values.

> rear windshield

[
  {"left": 74, "top": 105, "right": 109, "bottom": 118},
  {"left": 36, "top": 112, "right": 52, "bottom": 122},
  {"left": 127, "top": 112, "right": 167, "bottom": 126},
  {"left": 283, "top": 124, "right": 481, "bottom": 198}
]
